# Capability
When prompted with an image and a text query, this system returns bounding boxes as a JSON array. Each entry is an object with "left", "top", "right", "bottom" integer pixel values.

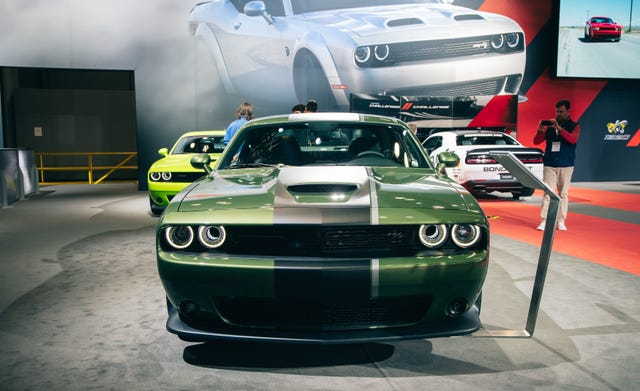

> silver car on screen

[{"left": 189, "top": 0, "right": 526, "bottom": 110}]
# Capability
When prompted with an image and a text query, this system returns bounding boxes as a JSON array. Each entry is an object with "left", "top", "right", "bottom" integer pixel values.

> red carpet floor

[{"left": 479, "top": 187, "right": 640, "bottom": 276}]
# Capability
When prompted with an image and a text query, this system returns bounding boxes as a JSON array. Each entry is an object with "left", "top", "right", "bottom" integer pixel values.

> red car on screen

[{"left": 585, "top": 16, "right": 622, "bottom": 41}]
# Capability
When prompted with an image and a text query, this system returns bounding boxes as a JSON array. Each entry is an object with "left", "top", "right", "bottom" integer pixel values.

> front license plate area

[
  {"left": 500, "top": 173, "right": 514, "bottom": 181},
  {"left": 274, "top": 259, "right": 370, "bottom": 302}
]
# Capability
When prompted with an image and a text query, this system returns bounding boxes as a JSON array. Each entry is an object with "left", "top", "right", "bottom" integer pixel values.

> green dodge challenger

[{"left": 156, "top": 112, "right": 489, "bottom": 343}]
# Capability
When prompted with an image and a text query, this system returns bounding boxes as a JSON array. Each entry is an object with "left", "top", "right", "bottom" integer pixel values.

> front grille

[
  {"left": 213, "top": 296, "right": 432, "bottom": 330},
  {"left": 324, "top": 227, "right": 412, "bottom": 249},
  {"left": 221, "top": 225, "right": 418, "bottom": 256},
  {"left": 170, "top": 172, "right": 206, "bottom": 182},
  {"left": 362, "top": 33, "right": 524, "bottom": 68},
  {"left": 387, "top": 76, "right": 508, "bottom": 97}
]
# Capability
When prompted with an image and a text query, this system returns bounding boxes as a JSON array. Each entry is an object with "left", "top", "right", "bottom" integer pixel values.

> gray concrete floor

[{"left": 0, "top": 183, "right": 638, "bottom": 390}]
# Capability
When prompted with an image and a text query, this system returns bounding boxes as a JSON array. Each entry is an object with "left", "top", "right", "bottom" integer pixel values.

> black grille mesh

[{"left": 214, "top": 296, "right": 432, "bottom": 330}]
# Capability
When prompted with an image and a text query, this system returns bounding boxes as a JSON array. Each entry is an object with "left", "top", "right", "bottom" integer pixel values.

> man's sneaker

[
  {"left": 557, "top": 222, "right": 567, "bottom": 231},
  {"left": 536, "top": 222, "right": 546, "bottom": 231}
]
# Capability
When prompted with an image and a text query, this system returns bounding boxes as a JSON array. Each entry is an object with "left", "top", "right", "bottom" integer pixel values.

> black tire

[
  {"left": 512, "top": 187, "right": 534, "bottom": 199},
  {"left": 293, "top": 50, "right": 338, "bottom": 111},
  {"left": 149, "top": 197, "right": 164, "bottom": 216}
]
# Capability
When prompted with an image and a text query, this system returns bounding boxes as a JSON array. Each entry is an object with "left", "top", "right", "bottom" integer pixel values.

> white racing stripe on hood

[{"left": 273, "top": 166, "right": 374, "bottom": 225}]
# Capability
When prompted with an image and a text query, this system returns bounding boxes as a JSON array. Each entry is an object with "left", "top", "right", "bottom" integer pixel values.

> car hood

[
  {"left": 177, "top": 166, "right": 472, "bottom": 222},
  {"left": 149, "top": 153, "right": 219, "bottom": 171},
  {"left": 302, "top": 4, "right": 516, "bottom": 37}
]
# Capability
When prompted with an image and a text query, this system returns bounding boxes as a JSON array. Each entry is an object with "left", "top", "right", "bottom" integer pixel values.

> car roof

[
  {"left": 179, "top": 129, "right": 225, "bottom": 137},
  {"left": 245, "top": 112, "right": 406, "bottom": 127},
  {"left": 429, "top": 130, "right": 512, "bottom": 137}
]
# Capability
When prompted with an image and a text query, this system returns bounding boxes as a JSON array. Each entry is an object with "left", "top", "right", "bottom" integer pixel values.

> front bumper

[
  {"left": 462, "top": 179, "right": 530, "bottom": 194},
  {"left": 165, "top": 297, "right": 481, "bottom": 344},
  {"left": 157, "top": 250, "right": 488, "bottom": 343},
  {"left": 148, "top": 182, "right": 190, "bottom": 207}
]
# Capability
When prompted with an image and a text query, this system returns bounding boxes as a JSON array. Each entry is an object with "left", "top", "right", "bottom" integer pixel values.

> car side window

[
  {"left": 423, "top": 136, "right": 441, "bottom": 154},
  {"left": 264, "top": 1, "right": 285, "bottom": 17},
  {"left": 230, "top": 0, "right": 249, "bottom": 13}
]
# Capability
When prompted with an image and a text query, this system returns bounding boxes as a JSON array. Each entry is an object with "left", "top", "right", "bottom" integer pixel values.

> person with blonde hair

[{"left": 223, "top": 102, "right": 253, "bottom": 145}]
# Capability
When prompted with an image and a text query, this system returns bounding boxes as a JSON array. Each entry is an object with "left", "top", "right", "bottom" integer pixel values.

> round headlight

[
  {"left": 149, "top": 172, "right": 161, "bottom": 181},
  {"left": 491, "top": 34, "right": 505, "bottom": 49},
  {"left": 505, "top": 33, "right": 520, "bottom": 48},
  {"left": 161, "top": 172, "right": 172, "bottom": 181},
  {"left": 198, "top": 225, "right": 226, "bottom": 249},
  {"left": 355, "top": 46, "right": 371, "bottom": 64},
  {"left": 165, "top": 226, "right": 194, "bottom": 249},
  {"left": 419, "top": 224, "right": 448, "bottom": 248},
  {"left": 451, "top": 224, "right": 481, "bottom": 248},
  {"left": 374, "top": 45, "right": 390, "bottom": 61}
]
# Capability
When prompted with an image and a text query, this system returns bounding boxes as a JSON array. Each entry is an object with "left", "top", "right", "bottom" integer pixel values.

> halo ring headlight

[
  {"left": 419, "top": 224, "right": 448, "bottom": 248},
  {"left": 161, "top": 172, "right": 172, "bottom": 181},
  {"left": 165, "top": 226, "right": 194, "bottom": 249},
  {"left": 506, "top": 33, "right": 520, "bottom": 48},
  {"left": 198, "top": 225, "right": 226, "bottom": 249},
  {"left": 149, "top": 172, "right": 161, "bottom": 181},
  {"left": 491, "top": 34, "right": 505, "bottom": 49},
  {"left": 374, "top": 45, "right": 390, "bottom": 61},
  {"left": 451, "top": 224, "right": 481, "bottom": 248},
  {"left": 355, "top": 46, "right": 371, "bottom": 64}
]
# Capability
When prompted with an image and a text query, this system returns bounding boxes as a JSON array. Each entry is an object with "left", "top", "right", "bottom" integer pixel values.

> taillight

[
  {"left": 465, "top": 154, "right": 497, "bottom": 164},
  {"left": 519, "top": 156, "right": 543, "bottom": 163}
]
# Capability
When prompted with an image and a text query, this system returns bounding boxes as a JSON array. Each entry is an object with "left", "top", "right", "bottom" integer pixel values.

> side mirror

[
  {"left": 158, "top": 148, "right": 169, "bottom": 157},
  {"left": 244, "top": 1, "right": 274, "bottom": 24},
  {"left": 436, "top": 151, "right": 460, "bottom": 174},
  {"left": 191, "top": 154, "right": 213, "bottom": 174}
]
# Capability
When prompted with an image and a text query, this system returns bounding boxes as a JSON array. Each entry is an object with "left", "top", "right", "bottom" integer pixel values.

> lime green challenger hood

[
  {"left": 150, "top": 153, "right": 219, "bottom": 172},
  {"left": 174, "top": 166, "right": 480, "bottom": 225}
]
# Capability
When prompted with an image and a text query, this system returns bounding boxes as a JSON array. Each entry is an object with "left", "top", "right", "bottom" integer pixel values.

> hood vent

[
  {"left": 287, "top": 184, "right": 358, "bottom": 194},
  {"left": 454, "top": 14, "right": 484, "bottom": 21},
  {"left": 387, "top": 18, "right": 424, "bottom": 27}
]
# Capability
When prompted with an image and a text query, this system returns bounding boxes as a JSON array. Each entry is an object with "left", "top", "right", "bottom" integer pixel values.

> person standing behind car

[
  {"left": 533, "top": 99, "right": 580, "bottom": 231},
  {"left": 305, "top": 100, "right": 318, "bottom": 112},
  {"left": 223, "top": 102, "right": 253, "bottom": 146}
]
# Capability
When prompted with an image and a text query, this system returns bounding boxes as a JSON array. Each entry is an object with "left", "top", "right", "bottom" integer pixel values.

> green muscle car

[
  {"left": 147, "top": 130, "right": 225, "bottom": 215},
  {"left": 156, "top": 112, "right": 489, "bottom": 343}
]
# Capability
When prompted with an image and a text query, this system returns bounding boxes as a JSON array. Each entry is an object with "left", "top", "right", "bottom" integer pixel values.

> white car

[
  {"left": 423, "top": 130, "right": 543, "bottom": 199},
  {"left": 189, "top": 0, "right": 526, "bottom": 111}
]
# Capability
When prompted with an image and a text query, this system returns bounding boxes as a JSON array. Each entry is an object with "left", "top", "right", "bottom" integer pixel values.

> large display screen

[{"left": 556, "top": 0, "right": 639, "bottom": 79}]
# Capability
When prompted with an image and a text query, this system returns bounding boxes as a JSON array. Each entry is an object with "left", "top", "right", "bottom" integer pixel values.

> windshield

[
  {"left": 456, "top": 133, "right": 519, "bottom": 146},
  {"left": 592, "top": 18, "right": 614, "bottom": 24},
  {"left": 172, "top": 136, "right": 225, "bottom": 154},
  {"left": 291, "top": 0, "right": 443, "bottom": 14},
  {"left": 218, "top": 121, "right": 431, "bottom": 169}
]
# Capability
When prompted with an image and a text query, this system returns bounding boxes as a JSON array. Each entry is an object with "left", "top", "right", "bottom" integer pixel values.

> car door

[{"left": 216, "top": 1, "right": 294, "bottom": 101}]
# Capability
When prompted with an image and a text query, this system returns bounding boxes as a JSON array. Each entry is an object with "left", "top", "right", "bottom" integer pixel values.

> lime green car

[
  {"left": 156, "top": 113, "right": 489, "bottom": 343},
  {"left": 147, "top": 130, "right": 225, "bottom": 215}
]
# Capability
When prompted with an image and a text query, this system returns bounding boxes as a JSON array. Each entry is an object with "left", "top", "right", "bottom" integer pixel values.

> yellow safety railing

[{"left": 35, "top": 152, "right": 138, "bottom": 185}]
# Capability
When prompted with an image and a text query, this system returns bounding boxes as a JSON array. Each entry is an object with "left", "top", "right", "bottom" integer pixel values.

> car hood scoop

[
  {"left": 386, "top": 18, "right": 424, "bottom": 28},
  {"left": 304, "top": 5, "right": 490, "bottom": 37},
  {"left": 178, "top": 166, "right": 471, "bottom": 218}
]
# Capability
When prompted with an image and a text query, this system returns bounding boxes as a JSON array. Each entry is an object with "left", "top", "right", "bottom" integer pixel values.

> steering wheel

[{"left": 355, "top": 150, "right": 385, "bottom": 159}]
